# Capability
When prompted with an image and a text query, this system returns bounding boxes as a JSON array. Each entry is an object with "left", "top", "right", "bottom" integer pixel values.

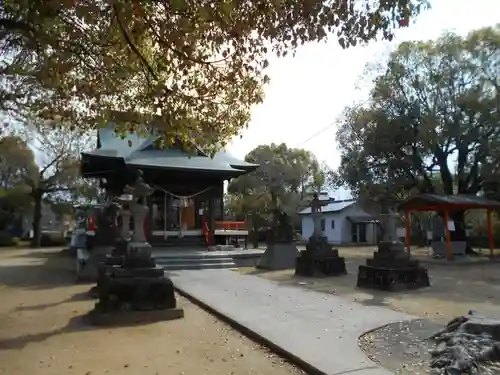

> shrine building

[{"left": 80, "top": 124, "right": 259, "bottom": 247}]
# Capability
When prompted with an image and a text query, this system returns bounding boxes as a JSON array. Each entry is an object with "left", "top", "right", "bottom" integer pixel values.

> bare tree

[{"left": 19, "top": 118, "right": 92, "bottom": 246}]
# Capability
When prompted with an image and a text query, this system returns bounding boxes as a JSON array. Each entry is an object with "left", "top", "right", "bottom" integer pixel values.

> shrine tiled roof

[
  {"left": 299, "top": 199, "right": 356, "bottom": 214},
  {"left": 82, "top": 125, "right": 258, "bottom": 175}
]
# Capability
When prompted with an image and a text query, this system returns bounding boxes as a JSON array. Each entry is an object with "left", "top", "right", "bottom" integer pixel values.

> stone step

[
  {"left": 155, "top": 256, "right": 234, "bottom": 264},
  {"left": 150, "top": 236, "right": 206, "bottom": 248},
  {"left": 159, "top": 262, "right": 237, "bottom": 271}
]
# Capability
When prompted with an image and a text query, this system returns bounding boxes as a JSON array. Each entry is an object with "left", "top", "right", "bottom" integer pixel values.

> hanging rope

[
  {"left": 152, "top": 185, "right": 214, "bottom": 200},
  {"left": 81, "top": 170, "right": 216, "bottom": 209}
]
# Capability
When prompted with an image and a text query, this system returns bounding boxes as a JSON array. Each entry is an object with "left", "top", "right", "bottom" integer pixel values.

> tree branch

[{"left": 112, "top": 3, "right": 158, "bottom": 81}]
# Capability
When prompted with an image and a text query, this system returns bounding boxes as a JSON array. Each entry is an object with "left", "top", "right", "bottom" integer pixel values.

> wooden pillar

[
  {"left": 443, "top": 209, "right": 453, "bottom": 261},
  {"left": 487, "top": 208, "right": 494, "bottom": 257},
  {"left": 404, "top": 211, "right": 411, "bottom": 254}
]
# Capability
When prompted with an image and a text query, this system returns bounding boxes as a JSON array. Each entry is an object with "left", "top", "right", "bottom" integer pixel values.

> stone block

[
  {"left": 122, "top": 252, "right": 157, "bottom": 269},
  {"left": 431, "top": 241, "right": 467, "bottom": 257},
  {"left": 97, "top": 274, "right": 178, "bottom": 311},
  {"left": 373, "top": 250, "right": 410, "bottom": 261},
  {"left": 295, "top": 253, "right": 347, "bottom": 277},
  {"left": 378, "top": 241, "right": 406, "bottom": 253},
  {"left": 357, "top": 265, "right": 430, "bottom": 291},
  {"left": 110, "top": 266, "right": 165, "bottom": 278},
  {"left": 257, "top": 242, "right": 298, "bottom": 270},
  {"left": 104, "top": 254, "right": 124, "bottom": 266},
  {"left": 366, "top": 258, "right": 420, "bottom": 268}
]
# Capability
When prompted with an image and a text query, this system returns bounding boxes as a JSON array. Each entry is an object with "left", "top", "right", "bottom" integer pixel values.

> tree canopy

[
  {"left": 1, "top": 0, "right": 426, "bottom": 152},
  {"left": 0, "top": 135, "right": 36, "bottom": 230},
  {"left": 227, "top": 143, "right": 330, "bottom": 232},
  {"left": 335, "top": 25, "right": 500, "bottom": 242},
  {"left": 337, "top": 25, "right": 500, "bottom": 201}
]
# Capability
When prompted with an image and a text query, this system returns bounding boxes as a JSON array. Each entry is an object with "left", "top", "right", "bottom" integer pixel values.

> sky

[{"left": 226, "top": 0, "right": 499, "bottom": 199}]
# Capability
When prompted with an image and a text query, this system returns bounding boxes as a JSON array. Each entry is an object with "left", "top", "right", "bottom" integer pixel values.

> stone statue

[
  {"left": 90, "top": 170, "right": 182, "bottom": 321},
  {"left": 269, "top": 209, "right": 294, "bottom": 243},
  {"left": 310, "top": 193, "right": 323, "bottom": 238},
  {"left": 380, "top": 213, "right": 398, "bottom": 241},
  {"left": 123, "top": 170, "right": 154, "bottom": 244},
  {"left": 104, "top": 201, "right": 121, "bottom": 236},
  {"left": 295, "top": 192, "right": 347, "bottom": 277},
  {"left": 257, "top": 194, "right": 297, "bottom": 270},
  {"left": 114, "top": 194, "right": 133, "bottom": 241}
]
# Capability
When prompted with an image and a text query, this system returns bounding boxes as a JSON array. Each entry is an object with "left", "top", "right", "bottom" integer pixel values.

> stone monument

[
  {"left": 295, "top": 193, "right": 347, "bottom": 277},
  {"left": 256, "top": 208, "right": 299, "bottom": 270},
  {"left": 89, "top": 170, "right": 184, "bottom": 325},
  {"left": 357, "top": 210, "right": 430, "bottom": 291},
  {"left": 78, "top": 201, "right": 121, "bottom": 283}
]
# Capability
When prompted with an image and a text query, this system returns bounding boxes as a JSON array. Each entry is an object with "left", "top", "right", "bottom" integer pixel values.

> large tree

[
  {"left": 336, "top": 25, "right": 500, "bottom": 244},
  {"left": 227, "top": 143, "right": 329, "bottom": 232},
  {"left": 0, "top": 0, "right": 426, "bottom": 151},
  {"left": 0, "top": 135, "right": 37, "bottom": 231},
  {"left": 19, "top": 118, "right": 92, "bottom": 246}
]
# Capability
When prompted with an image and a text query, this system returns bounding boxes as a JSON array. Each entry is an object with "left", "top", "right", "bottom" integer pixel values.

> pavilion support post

[
  {"left": 487, "top": 208, "right": 494, "bottom": 257},
  {"left": 443, "top": 210, "right": 453, "bottom": 261},
  {"left": 404, "top": 210, "right": 411, "bottom": 254}
]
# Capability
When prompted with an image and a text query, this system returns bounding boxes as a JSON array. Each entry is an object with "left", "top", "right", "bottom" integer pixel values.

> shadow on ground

[
  {"left": 12, "top": 247, "right": 71, "bottom": 259},
  {"left": 0, "top": 312, "right": 98, "bottom": 350},
  {"left": 0, "top": 248, "right": 77, "bottom": 290},
  {"left": 14, "top": 291, "right": 92, "bottom": 312}
]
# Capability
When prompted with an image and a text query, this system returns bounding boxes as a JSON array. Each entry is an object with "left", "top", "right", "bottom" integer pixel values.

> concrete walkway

[{"left": 170, "top": 269, "right": 416, "bottom": 375}]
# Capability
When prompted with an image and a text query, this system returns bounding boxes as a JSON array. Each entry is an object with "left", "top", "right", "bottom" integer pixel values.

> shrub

[
  {"left": 40, "top": 233, "right": 68, "bottom": 247},
  {"left": 0, "top": 231, "right": 19, "bottom": 247}
]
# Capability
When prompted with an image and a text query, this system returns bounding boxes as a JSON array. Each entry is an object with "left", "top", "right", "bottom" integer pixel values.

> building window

[
  {"left": 331, "top": 219, "right": 335, "bottom": 229},
  {"left": 320, "top": 218, "right": 325, "bottom": 231}
]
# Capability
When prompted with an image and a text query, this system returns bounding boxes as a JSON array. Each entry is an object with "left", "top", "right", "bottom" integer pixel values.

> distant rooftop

[
  {"left": 399, "top": 193, "right": 500, "bottom": 211},
  {"left": 299, "top": 199, "right": 356, "bottom": 215}
]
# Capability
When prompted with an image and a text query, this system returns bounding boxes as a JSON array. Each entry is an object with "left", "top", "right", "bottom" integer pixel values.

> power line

[
  {"left": 296, "top": 99, "right": 370, "bottom": 147},
  {"left": 296, "top": 121, "right": 336, "bottom": 147}
]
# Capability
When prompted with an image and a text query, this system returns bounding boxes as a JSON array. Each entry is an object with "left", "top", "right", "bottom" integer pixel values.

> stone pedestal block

[
  {"left": 295, "top": 236, "right": 346, "bottom": 277},
  {"left": 257, "top": 242, "right": 299, "bottom": 270},
  {"left": 356, "top": 241, "right": 430, "bottom": 291}
]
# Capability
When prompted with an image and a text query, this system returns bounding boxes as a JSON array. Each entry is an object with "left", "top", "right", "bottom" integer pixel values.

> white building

[{"left": 299, "top": 199, "right": 380, "bottom": 245}]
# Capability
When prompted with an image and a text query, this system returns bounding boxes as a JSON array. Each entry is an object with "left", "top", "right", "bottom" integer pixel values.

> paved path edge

[
  {"left": 174, "top": 284, "right": 405, "bottom": 375},
  {"left": 173, "top": 285, "right": 328, "bottom": 375}
]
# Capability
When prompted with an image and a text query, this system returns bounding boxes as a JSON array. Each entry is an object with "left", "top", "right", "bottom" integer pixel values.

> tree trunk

[{"left": 31, "top": 190, "right": 43, "bottom": 248}]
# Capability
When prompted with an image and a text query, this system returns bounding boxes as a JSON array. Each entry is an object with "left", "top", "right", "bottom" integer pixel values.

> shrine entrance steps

[
  {"left": 152, "top": 248, "right": 265, "bottom": 271},
  {"left": 149, "top": 235, "right": 206, "bottom": 248}
]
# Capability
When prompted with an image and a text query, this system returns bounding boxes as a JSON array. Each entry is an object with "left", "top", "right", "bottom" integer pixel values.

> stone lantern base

[
  {"left": 257, "top": 241, "right": 299, "bottom": 270},
  {"left": 356, "top": 241, "right": 430, "bottom": 291},
  {"left": 88, "top": 240, "right": 183, "bottom": 325},
  {"left": 295, "top": 236, "right": 347, "bottom": 277}
]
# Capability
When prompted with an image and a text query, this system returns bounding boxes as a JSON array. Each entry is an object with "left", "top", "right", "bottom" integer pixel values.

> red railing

[
  {"left": 201, "top": 218, "right": 249, "bottom": 247},
  {"left": 214, "top": 221, "right": 248, "bottom": 231}
]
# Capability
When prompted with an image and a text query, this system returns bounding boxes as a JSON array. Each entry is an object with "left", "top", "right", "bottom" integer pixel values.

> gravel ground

[
  {"left": 359, "top": 319, "right": 500, "bottom": 375},
  {"left": 0, "top": 248, "right": 304, "bottom": 375},
  {"left": 358, "top": 319, "right": 442, "bottom": 375}
]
